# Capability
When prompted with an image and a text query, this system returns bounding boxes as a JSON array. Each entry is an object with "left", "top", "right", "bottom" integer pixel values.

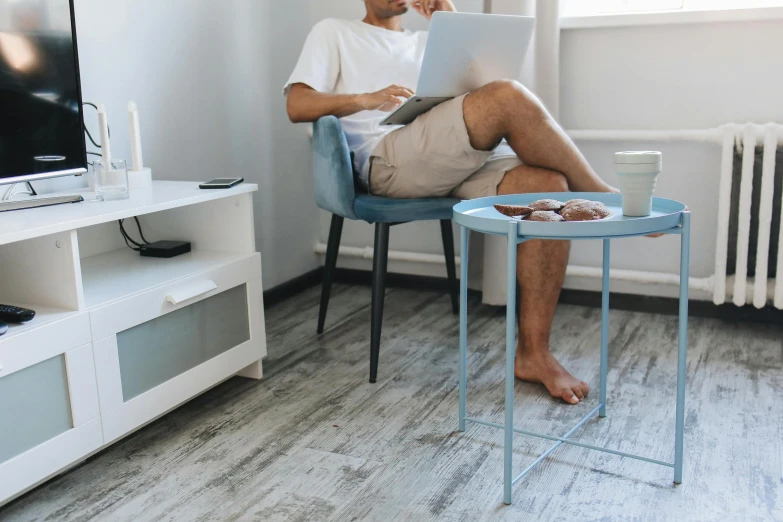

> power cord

[
  {"left": 118, "top": 217, "right": 150, "bottom": 252},
  {"left": 1, "top": 179, "right": 38, "bottom": 202},
  {"left": 2, "top": 183, "right": 35, "bottom": 201}
]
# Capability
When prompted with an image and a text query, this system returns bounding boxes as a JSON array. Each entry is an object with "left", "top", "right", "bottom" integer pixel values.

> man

[{"left": 285, "top": 0, "right": 618, "bottom": 404}]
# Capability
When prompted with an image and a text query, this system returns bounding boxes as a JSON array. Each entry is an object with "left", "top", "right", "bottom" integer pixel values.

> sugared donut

[
  {"left": 560, "top": 201, "right": 612, "bottom": 221},
  {"left": 529, "top": 199, "right": 566, "bottom": 212},
  {"left": 562, "top": 199, "right": 590, "bottom": 209},
  {"left": 526, "top": 210, "right": 566, "bottom": 222}
]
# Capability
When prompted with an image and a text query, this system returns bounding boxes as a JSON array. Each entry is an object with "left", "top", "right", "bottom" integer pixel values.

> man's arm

[{"left": 286, "top": 83, "right": 415, "bottom": 123}]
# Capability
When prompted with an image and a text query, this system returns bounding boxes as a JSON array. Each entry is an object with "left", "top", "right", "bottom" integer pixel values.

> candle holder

[{"left": 94, "top": 159, "right": 129, "bottom": 201}]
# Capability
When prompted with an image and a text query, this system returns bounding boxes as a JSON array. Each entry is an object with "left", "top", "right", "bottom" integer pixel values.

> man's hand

[
  {"left": 357, "top": 85, "right": 415, "bottom": 112},
  {"left": 412, "top": 0, "right": 457, "bottom": 21}
]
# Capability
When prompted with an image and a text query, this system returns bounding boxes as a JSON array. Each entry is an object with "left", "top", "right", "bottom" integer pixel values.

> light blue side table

[{"left": 452, "top": 192, "right": 690, "bottom": 505}]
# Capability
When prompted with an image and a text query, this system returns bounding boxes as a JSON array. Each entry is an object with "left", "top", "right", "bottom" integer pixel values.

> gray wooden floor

[{"left": 1, "top": 284, "right": 781, "bottom": 521}]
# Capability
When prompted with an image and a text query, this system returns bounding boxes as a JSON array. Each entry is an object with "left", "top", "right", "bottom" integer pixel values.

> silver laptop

[{"left": 380, "top": 12, "right": 536, "bottom": 127}]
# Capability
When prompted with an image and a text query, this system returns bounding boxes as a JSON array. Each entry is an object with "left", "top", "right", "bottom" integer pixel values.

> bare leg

[
  {"left": 496, "top": 165, "right": 589, "bottom": 404},
  {"left": 463, "top": 80, "right": 616, "bottom": 194}
]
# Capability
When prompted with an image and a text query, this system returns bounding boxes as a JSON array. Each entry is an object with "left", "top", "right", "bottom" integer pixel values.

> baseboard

[
  {"left": 332, "top": 268, "right": 468, "bottom": 295},
  {"left": 334, "top": 269, "right": 783, "bottom": 325},
  {"left": 559, "top": 289, "right": 783, "bottom": 324},
  {"left": 265, "top": 267, "right": 783, "bottom": 324},
  {"left": 263, "top": 267, "right": 324, "bottom": 309}
]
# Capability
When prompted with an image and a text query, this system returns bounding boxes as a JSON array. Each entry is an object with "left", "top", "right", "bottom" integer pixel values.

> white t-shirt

[{"left": 284, "top": 19, "right": 428, "bottom": 188}]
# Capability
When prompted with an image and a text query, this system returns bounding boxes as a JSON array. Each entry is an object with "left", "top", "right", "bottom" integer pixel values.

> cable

[
  {"left": 85, "top": 127, "right": 101, "bottom": 148},
  {"left": 1, "top": 183, "right": 34, "bottom": 201},
  {"left": 133, "top": 217, "right": 151, "bottom": 244},
  {"left": 118, "top": 218, "right": 152, "bottom": 252},
  {"left": 120, "top": 230, "right": 141, "bottom": 251},
  {"left": 1, "top": 185, "right": 16, "bottom": 201},
  {"left": 119, "top": 221, "right": 141, "bottom": 247},
  {"left": 119, "top": 220, "right": 143, "bottom": 247}
]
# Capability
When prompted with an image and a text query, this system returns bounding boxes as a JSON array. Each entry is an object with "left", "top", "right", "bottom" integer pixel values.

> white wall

[
  {"left": 560, "top": 18, "right": 783, "bottom": 297},
  {"left": 312, "top": 4, "right": 783, "bottom": 300},
  {"left": 44, "top": 0, "right": 320, "bottom": 290}
]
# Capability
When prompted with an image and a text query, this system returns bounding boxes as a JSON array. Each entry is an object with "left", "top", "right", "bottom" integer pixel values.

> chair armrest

[{"left": 312, "top": 116, "right": 357, "bottom": 220}]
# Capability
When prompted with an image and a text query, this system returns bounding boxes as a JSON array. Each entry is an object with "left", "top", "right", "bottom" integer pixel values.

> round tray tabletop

[{"left": 452, "top": 192, "right": 687, "bottom": 239}]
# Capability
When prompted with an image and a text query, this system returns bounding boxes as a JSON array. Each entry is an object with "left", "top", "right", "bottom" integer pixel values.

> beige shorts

[{"left": 368, "top": 94, "right": 522, "bottom": 200}]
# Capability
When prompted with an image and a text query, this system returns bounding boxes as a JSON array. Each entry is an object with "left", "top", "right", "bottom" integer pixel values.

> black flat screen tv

[{"left": 0, "top": 0, "right": 87, "bottom": 186}]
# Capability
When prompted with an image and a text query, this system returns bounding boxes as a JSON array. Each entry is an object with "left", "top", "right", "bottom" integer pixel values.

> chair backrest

[{"left": 312, "top": 116, "right": 357, "bottom": 220}]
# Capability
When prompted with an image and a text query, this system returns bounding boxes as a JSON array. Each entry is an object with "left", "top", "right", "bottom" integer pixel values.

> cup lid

[{"left": 614, "top": 151, "right": 662, "bottom": 164}]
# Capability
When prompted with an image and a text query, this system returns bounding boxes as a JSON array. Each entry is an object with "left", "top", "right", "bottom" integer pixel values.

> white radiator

[
  {"left": 574, "top": 123, "right": 783, "bottom": 309},
  {"left": 714, "top": 123, "right": 782, "bottom": 309}
]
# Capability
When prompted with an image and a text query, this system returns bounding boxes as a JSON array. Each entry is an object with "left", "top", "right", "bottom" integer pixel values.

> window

[
  {"left": 563, "top": 0, "right": 783, "bottom": 18},
  {"left": 566, "top": 1, "right": 683, "bottom": 16}
]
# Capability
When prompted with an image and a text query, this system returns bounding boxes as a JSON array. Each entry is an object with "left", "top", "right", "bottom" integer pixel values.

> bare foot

[{"left": 514, "top": 348, "right": 589, "bottom": 405}]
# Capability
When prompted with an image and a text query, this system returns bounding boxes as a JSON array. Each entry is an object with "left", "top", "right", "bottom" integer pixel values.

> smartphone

[{"left": 199, "top": 178, "right": 244, "bottom": 189}]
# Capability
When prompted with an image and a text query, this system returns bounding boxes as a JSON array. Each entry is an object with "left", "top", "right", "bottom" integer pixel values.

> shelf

[
  {"left": 0, "top": 304, "right": 80, "bottom": 345},
  {"left": 81, "top": 249, "right": 257, "bottom": 310},
  {"left": 0, "top": 181, "right": 257, "bottom": 247}
]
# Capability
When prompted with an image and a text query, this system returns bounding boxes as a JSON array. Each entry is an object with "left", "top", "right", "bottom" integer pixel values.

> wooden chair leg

[
  {"left": 370, "top": 222, "right": 390, "bottom": 383},
  {"left": 317, "top": 214, "right": 344, "bottom": 334},
  {"left": 440, "top": 219, "right": 459, "bottom": 315}
]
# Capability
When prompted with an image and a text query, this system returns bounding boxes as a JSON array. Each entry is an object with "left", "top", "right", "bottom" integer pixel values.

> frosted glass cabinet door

[
  {"left": 0, "top": 343, "right": 102, "bottom": 505},
  {"left": 116, "top": 284, "right": 250, "bottom": 401},
  {"left": 0, "top": 356, "right": 72, "bottom": 464}
]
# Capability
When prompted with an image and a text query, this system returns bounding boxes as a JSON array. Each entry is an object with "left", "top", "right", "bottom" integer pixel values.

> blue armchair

[{"left": 312, "top": 116, "right": 460, "bottom": 383}]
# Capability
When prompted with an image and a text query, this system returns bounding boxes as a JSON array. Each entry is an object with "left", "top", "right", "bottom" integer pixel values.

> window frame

[{"left": 561, "top": 1, "right": 783, "bottom": 29}]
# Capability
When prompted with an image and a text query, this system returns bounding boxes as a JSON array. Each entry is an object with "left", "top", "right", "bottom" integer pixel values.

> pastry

[
  {"left": 526, "top": 210, "right": 565, "bottom": 222},
  {"left": 529, "top": 199, "right": 566, "bottom": 212},
  {"left": 560, "top": 201, "right": 612, "bottom": 221},
  {"left": 494, "top": 204, "right": 533, "bottom": 217},
  {"left": 562, "top": 198, "right": 590, "bottom": 209}
]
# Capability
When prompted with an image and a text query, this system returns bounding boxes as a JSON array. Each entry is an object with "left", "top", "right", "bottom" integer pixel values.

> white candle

[
  {"left": 97, "top": 103, "right": 112, "bottom": 167},
  {"left": 128, "top": 101, "right": 144, "bottom": 171}
]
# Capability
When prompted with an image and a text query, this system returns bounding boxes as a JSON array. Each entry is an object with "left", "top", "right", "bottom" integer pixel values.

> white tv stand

[{"left": 0, "top": 181, "right": 267, "bottom": 505}]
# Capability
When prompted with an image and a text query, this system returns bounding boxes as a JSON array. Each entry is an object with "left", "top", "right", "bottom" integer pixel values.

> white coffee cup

[{"left": 614, "top": 151, "right": 662, "bottom": 217}]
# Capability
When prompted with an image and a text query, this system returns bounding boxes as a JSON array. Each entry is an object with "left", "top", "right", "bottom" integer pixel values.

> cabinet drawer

[
  {"left": 94, "top": 278, "right": 265, "bottom": 443},
  {"left": 89, "top": 253, "right": 261, "bottom": 341},
  {"left": 0, "top": 312, "right": 90, "bottom": 379}
]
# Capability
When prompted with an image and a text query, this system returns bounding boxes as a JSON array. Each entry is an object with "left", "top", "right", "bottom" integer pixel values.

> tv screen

[{"left": 0, "top": 0, "right": 86, "bottom": 185}]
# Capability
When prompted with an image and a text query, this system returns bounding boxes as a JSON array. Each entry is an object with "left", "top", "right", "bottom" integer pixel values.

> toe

[
  {"left": 561, "top": 390, "right": 579, "bottom": 404},
  {"left": 580, "top": 381, "right": 590, "bottom": 397},
  {"left": 573, "top": 386, "right": 585, "bottom": 400}
]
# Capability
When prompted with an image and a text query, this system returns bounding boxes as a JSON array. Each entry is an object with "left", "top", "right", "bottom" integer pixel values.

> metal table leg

[
  {"left": 504, "top": 221, "right": 518, "bottom": 505},
  {"left": 459, "top": 226, "right": 469, "bottom": 432},
  {"left": 674, "top": 212, "right": 691, "bottom": 484},
  {"left": 600, "top": 239, "right": 610, "bottom": 418},
  {"left": 456, "top": 216, "right": 688, "bottom": 504}
]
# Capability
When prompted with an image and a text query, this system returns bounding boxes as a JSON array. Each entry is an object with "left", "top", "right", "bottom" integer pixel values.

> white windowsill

[{"left": 561, "top": 6, "right": 783, "bottom": 29}]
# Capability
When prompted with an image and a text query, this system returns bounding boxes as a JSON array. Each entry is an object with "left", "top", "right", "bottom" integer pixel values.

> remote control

[
  {"left": 0, "top": 321, "right": 7, "bottom": 336},
  {"left": 0, "top": 304, "right": 35, "bottom": 323}
]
